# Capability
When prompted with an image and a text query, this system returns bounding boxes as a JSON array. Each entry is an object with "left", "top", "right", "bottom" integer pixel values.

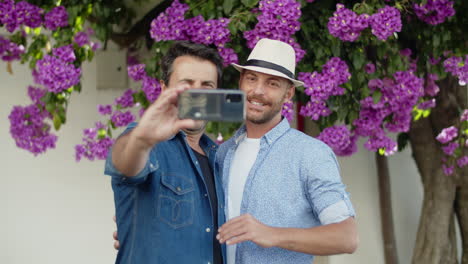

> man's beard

[
  {"left": 183, "top": 120, "right": 207, "bottom": 135},
  {"left": 246, "top": 93, "right": 287, "bottom": 124}
]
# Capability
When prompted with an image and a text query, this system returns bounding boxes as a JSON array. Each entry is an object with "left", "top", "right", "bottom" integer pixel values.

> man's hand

[
  {"left": 111, "top": 86, "right": 197, "bottom": 177},
  {"left": 216, "top": 214, "right": 278, "bottom": 248},
  {"left": 113, "top": 230, "right": 119, "bottom": 250},
  {"left": 133, "top": 86, "right": 197, "bottom": 148}
]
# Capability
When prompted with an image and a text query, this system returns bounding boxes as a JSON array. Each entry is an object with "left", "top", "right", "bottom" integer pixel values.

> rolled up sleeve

[
  {"left": 104, "top": 122, "right": 158, "bottom": 186},
  {"left": 303, "top": 147, "right": 356, "bottom": 225}
]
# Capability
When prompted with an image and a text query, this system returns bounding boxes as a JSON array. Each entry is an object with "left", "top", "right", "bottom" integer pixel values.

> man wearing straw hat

[{"left": 215, "top": 38, "right": 358, "bottom": 264}]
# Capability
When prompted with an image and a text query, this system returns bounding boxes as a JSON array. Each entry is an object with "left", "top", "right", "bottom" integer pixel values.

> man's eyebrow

[
  {"left": 267, "top": 77, "right": 281, "bottom": 82},
  {"left": 202, "top": 80, "right": 216, "bottom": 85},
  {"left": 244, "top": 71, "right": 257, "bottom": 76}
]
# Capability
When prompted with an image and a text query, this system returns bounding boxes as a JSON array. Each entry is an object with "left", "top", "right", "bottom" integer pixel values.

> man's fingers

[
  {"left": 113, "top": 215, "right": 116, "bottom": 223},
  {"left": 226, "top": 233, "right": 251, "bottom": 246},
  {"left": 219, "top": 220, "right": 246, "bottom": 237},
  {"left": 113, "top": 231, "right": 118, "bottom": 240},
  {"left": 217, "top": 222, "right": 247, "bottom": 243},
  {"left": 219, "top": 215, "right": 247, "bottom": 231},
  {"left": 114, "top": 240, "right": 120, "bottom": 250},
  {"left": 175, "top": 119, "right": 197, "bottom": 131},
  {"left": 164, "top": 86, "right": 189, "bottom": 105}
]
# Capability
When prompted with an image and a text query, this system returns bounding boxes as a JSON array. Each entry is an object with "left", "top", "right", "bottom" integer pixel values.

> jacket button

[
  {"left": 206, "top": 228, "right": 211, "bottom": 232},
  {"left": 176, "top": 187, "right": 182, "bottom": 192}
]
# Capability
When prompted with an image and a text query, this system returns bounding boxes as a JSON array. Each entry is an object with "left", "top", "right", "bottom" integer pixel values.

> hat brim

[{"left": 231, "top": 63, "right": 304, "bottom": 87}]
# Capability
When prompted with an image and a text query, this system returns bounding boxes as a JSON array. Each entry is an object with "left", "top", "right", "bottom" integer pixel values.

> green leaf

[
  {"left": 241, "top": 0, "right": 259, "bottom": 8},
  {"left": 331, "top": 39, "right": 341, "bottom": 57},
  {"left": 433, "top": 34, "right": 440, "bottom": 48},
  {"left": 378, "top": 148, "right": 386, "bottom": 155},
  {"left": 45, "top": 102, "right": 55, "bottom": 113},
  {"left": 422, "top": 109, "right": 431, "bottom": 118},
  {"left": 372, "top": 91, "right": 382, "bottom": 104},
  {"left": 74, "top": 83, "right": 82, "bottom": 92},
  {"left": 87, "top": 50, "right": 94, "bottom": 62},
  {"left": 97, "top": 128, "right": 107, "bottom": 139},
  {"left": 413, "top": 109, "right": 423, "bottom": 121},
  {"left": 57, "top": 106, "right": 67, "bottom": 124},
  {"left": 397, "top": 132, "right": 410, "bottom": 152},
  {"left": 346, "top": 110, "right": 359, "bottom": 124},
  {"left": 33, "top": 27, "right": 42, "bottom": 35},
  {"left": 53, "top": 112, "right": 62, "bottom": 130},
  {"left": 86, "top": 3, "right": 93, "bottom": 15},
  {"left": 337, "top": 107, "right": 348, "bottom": 121},
  {"left": 352, "top": 51, "right": 365, "bottom": 70},
  {"left": 223, "top": 0, "right": 234, "bottom": 15}
]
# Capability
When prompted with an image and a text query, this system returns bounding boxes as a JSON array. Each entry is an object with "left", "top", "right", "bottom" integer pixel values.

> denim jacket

[{"left": 105, "top": 123, "right": 226, "bottom": 264}]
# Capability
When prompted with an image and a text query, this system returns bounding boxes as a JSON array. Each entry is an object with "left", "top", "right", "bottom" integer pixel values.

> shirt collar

[
  {"left": 171, "top": 131, "right": 218, "bottom": 150},
  {"left": 232, "top": 118, "right": 291, "bottom": 145}
]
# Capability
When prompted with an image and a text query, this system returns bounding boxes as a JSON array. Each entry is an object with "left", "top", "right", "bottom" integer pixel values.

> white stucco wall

[{"left": 0, "top": 48, "right": 431, "bottom": 264}]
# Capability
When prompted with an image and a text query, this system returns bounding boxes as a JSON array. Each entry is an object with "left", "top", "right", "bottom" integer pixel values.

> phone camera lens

[{"left": 225, "top": 94, "right": 242, "bottom": 103}]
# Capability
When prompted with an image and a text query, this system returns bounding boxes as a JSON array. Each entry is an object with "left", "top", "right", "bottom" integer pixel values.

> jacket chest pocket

[{"left": 157, "top": 173, "right": 195, "bottom": 229}]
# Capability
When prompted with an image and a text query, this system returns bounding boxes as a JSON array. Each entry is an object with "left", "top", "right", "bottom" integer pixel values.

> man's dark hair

[{"left": 161, "top": 41, "right": 223, "bottom": 86}]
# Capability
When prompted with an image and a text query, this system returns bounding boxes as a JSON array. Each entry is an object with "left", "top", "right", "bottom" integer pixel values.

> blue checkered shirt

[{"left": 215, "top": 118, "right": 355, "bottom": 264}]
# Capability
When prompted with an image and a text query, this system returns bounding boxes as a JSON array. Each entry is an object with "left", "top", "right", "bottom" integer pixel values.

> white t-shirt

[{"left": 227, "top": 137, "right": 261, "bottom": 264}]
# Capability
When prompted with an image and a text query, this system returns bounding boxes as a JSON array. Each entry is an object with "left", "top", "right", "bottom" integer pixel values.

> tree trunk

[
  {"left": 409, "top": 78, "right": 466, "bottom": 264},
  {"left": 455, "top": 170, "right": 468, "bottom": 264},
  {"left": 376, "top": 153, "right": 399, "bottom": 264}
]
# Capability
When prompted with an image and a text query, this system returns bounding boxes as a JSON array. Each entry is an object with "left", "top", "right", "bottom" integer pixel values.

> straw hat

[{"left": 232, "top": 38, "right": 304, "bottom": 87}]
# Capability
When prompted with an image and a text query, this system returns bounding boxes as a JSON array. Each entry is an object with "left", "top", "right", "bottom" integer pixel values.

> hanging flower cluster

[
  {"left": 0, "top": 0, "right": 68, "bottom": 32},
  {"left": 317, "top": 125, "right": 358, "bottom": 156},
  {"left": 149, "top": 0, "right": 236, "bottom": 66},
  {"left": 244, "top": 0, "right": 305, "bottom": 62},
  {"left": 0, "top": 36, "right": 24, "bottom": 61},
  {"left": 436, "top": 110, "right": 468, "bottom": 175},
  {"left": 33, "top": 45, "right": 81, "bottom": 94},
  {"left": 353, "top": 71, "right": 424, "bottom": 155},
  {"left": 328, "top": 4, "right": 402, "bottom": 42},
  {"left": 444, "top": 55, "right": 468, "bottom": 86},
  {"left": 8, "top": 86, "right": 57, "bottom": 155},
  {"left": 75, "top": 63, "right": 162, "bottom": 161},
  {"left": 75, "top": 122, "right": 115, "bottom": 162},
  {"left": 299, "top": 57, "right": 350, "bottom": 120},
  {"left": 413, "top": 0, "right": 455, "bottom": 25}
]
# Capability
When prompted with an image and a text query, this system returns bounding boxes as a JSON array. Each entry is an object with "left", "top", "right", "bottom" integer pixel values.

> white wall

[
  {"left": 331, "top": 142, "right": 423, "bottom": 264},
  {"left": 1, "top": 50, "right": 427, "bottom": 264},
  {"left": 1, "top": 59, "right": 120, "bottom": 263}
]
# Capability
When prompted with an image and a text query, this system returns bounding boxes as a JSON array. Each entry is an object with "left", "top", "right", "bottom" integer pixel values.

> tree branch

[{"left": 89, "top": 0, "right": 172, "bottom": 49}]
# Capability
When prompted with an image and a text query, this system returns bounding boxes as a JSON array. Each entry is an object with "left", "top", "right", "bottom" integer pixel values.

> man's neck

[
  {"left": 245, "top": 115, "right": 282, "bottom": 139},
  {"left": 185, "top": 131, "right": 205, "bottom": 155}
]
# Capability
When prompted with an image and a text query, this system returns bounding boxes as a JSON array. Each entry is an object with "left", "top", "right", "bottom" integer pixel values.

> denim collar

[
  {"left": 170, "top": 131, "right": 218, "bottom": 150},
  {"left": 233, "top": 118, "right": 290, "bottom": 146}
]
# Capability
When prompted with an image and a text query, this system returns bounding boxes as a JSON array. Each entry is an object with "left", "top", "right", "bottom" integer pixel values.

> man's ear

[
  {"left": 238, "top": 71, "right": 243, "bottom": 90},
  {"left": 286, "top": 83, "right": 295, "bottom": 100},
  {"left": 160, "top": 80, "right": 167, "bottom": 91}
]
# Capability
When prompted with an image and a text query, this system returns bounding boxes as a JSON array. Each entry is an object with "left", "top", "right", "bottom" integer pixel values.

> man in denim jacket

[
  {"left": 105, "top": 42, "right": 225, "bottom": 264},
  {"left": 215, "top": 39, "right": 359, "bottom": 264}
]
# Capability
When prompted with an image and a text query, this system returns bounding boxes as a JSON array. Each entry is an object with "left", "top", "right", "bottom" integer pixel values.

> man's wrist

[
  {"left": 270, "top": 227, "right": 299, "bottom": 251},
  {"left": 131, "top": 126, "right": 159, "bottom": 150},
  {"left": 269, "top": 227, "right": 285, "bottom": 248}
]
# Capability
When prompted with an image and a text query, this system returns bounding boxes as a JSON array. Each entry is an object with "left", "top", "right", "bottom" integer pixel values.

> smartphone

[{"left": 178, "top": 89, "right": 245, "bottom": 122}]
